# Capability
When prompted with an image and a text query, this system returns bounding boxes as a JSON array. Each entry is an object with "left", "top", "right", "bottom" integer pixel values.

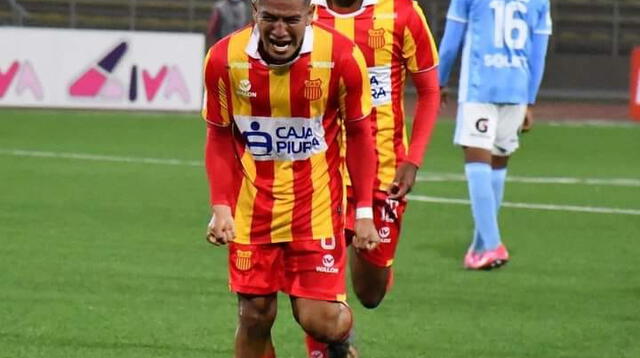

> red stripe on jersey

[
  {"left": 404, "top": 3, "right": 437, "bottom": 71},
  {"left": 315, "top": 9, "right": 335, "bottom": 28},
  {"left": 369, "top": 107, "right": 382, "bottom": 191},
  {"left": 249, "top": 60, "right": 274, "bottom": 243},
  {"left": 392, "top": 0, "right": 408, "bottom": 164},
  {"left": 290, "top": 55, "right": 314, "bottom": 240},
  {"left": 354, "top": 7, "right": 375, "bottom": 66}
]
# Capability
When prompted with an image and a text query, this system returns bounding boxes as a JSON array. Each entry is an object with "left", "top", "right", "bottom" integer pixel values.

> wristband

[{"left": 355, "top": 207, "right": 374, "bottom": 220}]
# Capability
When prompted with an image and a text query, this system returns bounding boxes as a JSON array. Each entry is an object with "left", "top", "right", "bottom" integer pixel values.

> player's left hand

[
  {"left": 206, "top": 205, "right": 236, "bottom": 246},
  {"left": 387, "top": 161, "right": 418, "bottom": 200},
  {"left": 352, "top": 218, "right": 380, "bottom": 251},
  {"left": 522, "top": 107, "right": 534, "bottom": 133}
]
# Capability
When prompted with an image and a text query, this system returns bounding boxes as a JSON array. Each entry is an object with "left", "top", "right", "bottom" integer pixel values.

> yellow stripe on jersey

[
  {"left": 310, "top": 26, "right": 335, "bottom": 239},
  {"left": 310, "top": 153, "right": 334, "bottom": 239},
  {"left": 372, "top": 0, "right": 399, "bottom": 187},
  {"left": 335, "top": 17, "right": 355, "bottom": 41},
  {"left": 310, "top": 26, "right": 333, "bottom": 118},
  {"left": 235, "top": 150, "right": 258, "bottom": 244},
  {"left": 228, "top": 28, "right": 253, "bottom": 117},
  {"left": 269, "top": 68, "right": 295, "bottom": 242},
  {"left": 226, "top": 27, "right": 255, "bottom": 244},
  {"left": 201, "top": 49, "right": 212, "bottom": 121},
  {"left": 373, "top": 0, "right": 394, "bottom": 66},
  {"left": 218, "top": 77, "right": 230, "bottom": 125},
  {"left": 351, "top": 46, "right": 373, "bottom": 116}
]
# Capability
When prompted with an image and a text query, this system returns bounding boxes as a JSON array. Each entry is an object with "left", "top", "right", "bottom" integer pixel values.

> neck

[{"left": 327, "top": 0, "right": 364, "bottom": 14}]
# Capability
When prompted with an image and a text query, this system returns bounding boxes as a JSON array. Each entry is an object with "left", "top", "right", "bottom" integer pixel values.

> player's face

[{"left": 253, "top": 0, "right": 314, "bottom": 65}]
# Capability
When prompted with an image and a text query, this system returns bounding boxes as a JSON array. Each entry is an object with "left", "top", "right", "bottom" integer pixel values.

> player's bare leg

[
  {"left": 235, "top": 293, "right": 278, "bottom": 358},
  {"left": 491, "top": 154, "right": 509, "bottom": 169},
  {"left": 463, "top": 146, "right": 492, "bottom": 164},
  {"left": 349, "top": 246, "right": 390, "bottom": 309},
  {"left": 291, "top": 297, "right": 352, "bottom": 343}
]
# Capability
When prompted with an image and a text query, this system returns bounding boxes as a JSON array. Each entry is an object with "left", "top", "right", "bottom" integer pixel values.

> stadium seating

[{"left": 2, "top": 0, "right": 639, "bottom": 56}]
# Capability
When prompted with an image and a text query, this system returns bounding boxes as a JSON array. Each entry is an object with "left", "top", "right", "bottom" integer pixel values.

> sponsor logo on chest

[
  {"left": 235, "top": 115, "right": 328, "bottom": 161},
  {"left": 368, "top": 66, "right": 392, "bottom": 107}
]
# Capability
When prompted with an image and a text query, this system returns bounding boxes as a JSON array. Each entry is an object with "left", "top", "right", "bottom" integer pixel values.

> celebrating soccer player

[
  {"left": 305, "top": 0, "right": 441, "bottom": 356},
  {"left": 438, "top": 0, "right": 552, "bottom": 269},
  {"left": 202, "top": 0, "right": 381, "bottom": 357}
]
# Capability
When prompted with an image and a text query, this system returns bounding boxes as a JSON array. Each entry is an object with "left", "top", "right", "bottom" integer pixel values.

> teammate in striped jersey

[
  {"left": 203, "top": 0, "right": 381, "bottom": 357},
  {"left": 307, "top": 0, "right": 441, "bottom": 356}
]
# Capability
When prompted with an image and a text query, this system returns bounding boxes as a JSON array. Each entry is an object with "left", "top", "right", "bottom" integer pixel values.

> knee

[
  {"left": 238, "top": 296, "right": 277, "bottom": 333},
  {"left": 355, "top": 291, "right": 384, "bottom": 310},
  {"left": 297, "top": 303, "right": 352, "bottom": 343}
]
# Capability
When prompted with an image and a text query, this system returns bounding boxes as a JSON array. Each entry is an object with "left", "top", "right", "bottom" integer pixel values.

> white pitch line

[
  {"left": 2, "top": 148, "right": 639, "bottom": 188},
  {"left": 407, "top": 194, "right": 640, "bottom": 216},
  {"left": 416, "top": 173, "right": 640, "bottom": 187},
  {"left": 0, "top": 149, "right": 202, "bottom": 167},
  {"left": 3, "top": 148, "right": 639, "bottom": 216}
]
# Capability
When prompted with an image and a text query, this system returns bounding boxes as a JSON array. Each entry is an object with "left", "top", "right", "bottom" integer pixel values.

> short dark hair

[{"left": 253, "top": 0, "right": 311, "bottom": 6}]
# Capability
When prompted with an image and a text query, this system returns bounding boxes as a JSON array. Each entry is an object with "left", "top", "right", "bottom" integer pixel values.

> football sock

[
  {"left": 305, "top": 334, "right": 328, "bottom": 358},
  {"left": 465, "top": 163, "right": 501, "bottom": 251},
  {"left": 491, "top": 168, "right": 507, "bottom": 213}
]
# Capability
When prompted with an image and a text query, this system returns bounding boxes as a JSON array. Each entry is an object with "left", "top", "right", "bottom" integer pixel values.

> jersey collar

[
  {"left": 245, "top": 25, "right": 314, "bottom": 66},
  {"left": 312, "top": 0, "right": 378, "bottom": 17}
]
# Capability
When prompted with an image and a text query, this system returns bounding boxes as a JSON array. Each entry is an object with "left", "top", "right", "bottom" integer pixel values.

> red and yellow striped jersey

[
  {"left": 202, "top": 24, "right": 372, "bottom": 245},
  {"left": 314, "top": 0, "right": 439, "bottom": 191}
]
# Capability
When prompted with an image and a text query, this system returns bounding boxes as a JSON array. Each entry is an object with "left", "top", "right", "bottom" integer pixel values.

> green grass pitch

[{"left": 0, "top": 109, "right": 639, "bottom": 358}]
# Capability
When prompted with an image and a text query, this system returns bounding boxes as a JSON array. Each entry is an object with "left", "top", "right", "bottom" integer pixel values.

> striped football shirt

[
  {"left": 202, "top": 24, "right": 372, "bottom": 245},
  {"left": 314, "top": 0, "right": 439, "bottom": 190}
]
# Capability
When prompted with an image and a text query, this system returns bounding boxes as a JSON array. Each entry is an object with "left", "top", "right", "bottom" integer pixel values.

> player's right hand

[
  {"left": 521, "top": 106, "right": 534, "bottom": 133},
  {"left": 206, "top": 205, "right": 236, "bottom": 246},
  {"left": 439, "top": 86, "right": 449, "bottom": 107},
  {"left": 352, "top": 218, "right": 381, "bottom": 251}
]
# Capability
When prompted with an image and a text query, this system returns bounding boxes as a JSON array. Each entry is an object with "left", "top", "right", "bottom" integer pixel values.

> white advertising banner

[{"left": 0, "top": 27, "right": 204, "bottom": 111}]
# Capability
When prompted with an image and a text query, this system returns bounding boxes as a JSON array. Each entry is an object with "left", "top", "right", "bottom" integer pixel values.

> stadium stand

[{"left": 2, "top": 0, "right": 639, "bottom": 56}]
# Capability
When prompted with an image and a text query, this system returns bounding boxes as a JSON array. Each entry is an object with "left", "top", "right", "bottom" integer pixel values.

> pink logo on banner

[
  {"left": 164, "top": 65, "right": 190, "bottom": 103},
  {"left": 16, "top": 62, "right": 44, "bottom": 100},
  {"left": 142, "top": 66, "right": 168, "bottom": 101},
  {"left": 69, "top": 41, "right": 190, "bottom": 104},
  {"left": 0, "top": 61, "right": 44, "bottom": 100},
  {"left": 0, "top": 61, "right": 19, "bottom": 97}
]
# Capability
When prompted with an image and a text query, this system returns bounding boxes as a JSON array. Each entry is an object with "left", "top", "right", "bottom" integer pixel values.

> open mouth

[{"left": 270, "top": 38, "right": 292, "bottom": 54}]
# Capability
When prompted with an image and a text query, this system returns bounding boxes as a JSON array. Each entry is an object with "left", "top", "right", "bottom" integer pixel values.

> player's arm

[
  {"left": 524, "top": 2, "right": 552, "bottom": 131},
  {"left": 438, "top": 0, "right": 469, "bottom": 105},
  {"left": 388, "top": 69, "right": 440, "bottom": 199},
  {"left": 202, "top": 45, "right": 236, "bottom": 246},
  {"left": 437, "top": 19, "right": 465, "bottom": 105},
  {"left": 339, "top": 45, "right": 379, "bottom": 251},
  {"left": 389, "top": 2, "right": 440, "bottom": 199},
  {"left": 205, "top": 125, "right": 237, "bottom": 245}
]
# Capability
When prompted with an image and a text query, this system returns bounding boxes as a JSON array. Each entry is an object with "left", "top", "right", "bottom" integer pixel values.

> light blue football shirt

[{"left": 444, "top": 0, "right": 552, "bottom": 104}]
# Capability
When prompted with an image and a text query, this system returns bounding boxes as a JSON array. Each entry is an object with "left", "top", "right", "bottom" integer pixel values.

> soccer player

[
  {"left": 306, "top": 0, "right": 440, "bottom": 355},
  {"left": 203, "top": 0, "right": 380, "bottom": 357},
  {"left": 438, "top": 0, "right": 552, "bottom": 269}
]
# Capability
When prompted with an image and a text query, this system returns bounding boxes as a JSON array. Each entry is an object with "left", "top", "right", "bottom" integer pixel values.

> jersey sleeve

[
  {"left": 202, "top": 41, "right": 232, "bottom": 127},
  {"left": 446, "top": 0, "right": 471, "bottom": 24},
  {"left": 402, "top": 1, "right": 439, "bottom": 73},
  {"left": 534, "top": 0, "right": 553, "bottom": 35},
  {"left": 338, "top": 44, "right": 372, "bottom": 122}
]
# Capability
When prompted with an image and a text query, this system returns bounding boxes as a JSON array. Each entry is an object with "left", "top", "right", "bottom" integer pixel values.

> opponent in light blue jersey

[
  {"left": 439, "top": 0, "right": 552, "bottom": 104},
  {"left": 438, "top": 0, "right": 551, "bottom": 270}
]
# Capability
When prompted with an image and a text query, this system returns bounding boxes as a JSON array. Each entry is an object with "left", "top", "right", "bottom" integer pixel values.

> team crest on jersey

[
  {"left": 304, "top": 79, "right": 323, "bottom": 101},
  {"left": 235, "top": 250, "right": 252, "bottom": 271},
  {"left": 368, "top": 28, "right": 386, "bottom": 50}
]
